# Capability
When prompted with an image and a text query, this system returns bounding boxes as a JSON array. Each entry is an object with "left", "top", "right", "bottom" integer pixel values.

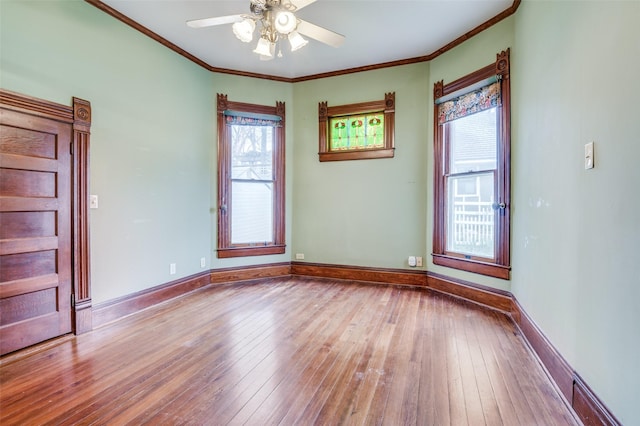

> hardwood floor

[{"left": 0, "top": 277, "right": 578, "bottom": 425}]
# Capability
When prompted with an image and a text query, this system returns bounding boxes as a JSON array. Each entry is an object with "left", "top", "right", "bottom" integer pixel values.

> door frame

[{"left": 0, "top": 89, "right": 93, "bottom": 334}]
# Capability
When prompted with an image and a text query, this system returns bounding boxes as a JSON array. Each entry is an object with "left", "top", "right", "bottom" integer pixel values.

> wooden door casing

[
  {"left": 0, "top": 90, "right": 92, "bottom": 355},
  {"left": 0, "top": 108, "right": 72, "bottom": 355}
]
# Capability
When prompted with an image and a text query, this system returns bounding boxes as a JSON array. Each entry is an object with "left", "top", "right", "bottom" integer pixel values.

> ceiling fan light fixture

[
  {"left": 274, "top": 11, "right": 297, "bottom": 34},
  {"left": 253, "top": 37, "right": 275, "bottom": 57},
  {"left": 188, "top": 0, "right": 346, "bottom": 60},
  {"left": 288, "top": 31, "right": 308, "bottom": 51},
  {"left": 232, "top": 18, "right": 255, "bottom": 43}
]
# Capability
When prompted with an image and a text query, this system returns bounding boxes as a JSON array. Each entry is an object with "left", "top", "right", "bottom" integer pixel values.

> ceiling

[{"left": 96, "top": 0, "right": 515, "bottom": 81}]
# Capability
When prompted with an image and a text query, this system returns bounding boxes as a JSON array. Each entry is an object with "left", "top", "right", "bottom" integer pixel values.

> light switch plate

[
  {"left": 584, "top": 142, "right": 594, "bottom": 169},
  {"left": 90, "top": 194, "right": 99, "bottom": 209}
]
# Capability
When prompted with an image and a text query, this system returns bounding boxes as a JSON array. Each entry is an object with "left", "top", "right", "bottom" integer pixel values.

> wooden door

[{"left": 0, "top": 106, "right": 73, "bottom": 355}]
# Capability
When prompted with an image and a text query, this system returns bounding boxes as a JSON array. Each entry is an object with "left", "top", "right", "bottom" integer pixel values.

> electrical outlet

[
  {"left": 170, "top": 263, "right": 176, "bottom": 275},
  {"left": 295, "top": 253, "right": 305, "bottom": 260},
  {"left": 416, "top": 256, "right": 423, "bottom": 267},
  {"left": 408, "top": 256, "right": 417, "bottom": 267}
]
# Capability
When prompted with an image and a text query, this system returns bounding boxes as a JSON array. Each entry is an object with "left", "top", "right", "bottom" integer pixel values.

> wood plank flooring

[{"left": 0, "top": 277, "right": 579, "bottom": 425}]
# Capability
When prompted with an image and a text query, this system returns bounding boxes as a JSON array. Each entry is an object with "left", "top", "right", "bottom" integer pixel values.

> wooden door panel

[
  {"left": 0, "top": 109, "right": 72, "bottom": 355},
  {"left": 1, "top": 289, "right": 58, "bottom": 325},
  {"left": 1, "top": 236, "right": 59, "bottom": 255},
  {"left": 0, "top": 250, "right": 57, "bottom": 282},
  {"left": 0, "top": 126, "right": 57, "bottom": 159},
  {"left": 0, "top": 273, "right": 59, "bottom": 299},
  {"left": 0, "top": 197, "right": 59, "bottom": 212},
  {"left": 0, "top": 312, "right": 61, "bottom": 351},
  {"left": 0, "top": 169, "right": 57, "bottom": 197},
  {"left": 0, "top": 211, "right": 57, "bottom": 239}
]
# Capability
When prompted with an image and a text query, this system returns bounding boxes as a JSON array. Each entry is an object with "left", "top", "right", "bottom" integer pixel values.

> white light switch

[
  {"left": 584, "top": 142, "right": 594, "bottom": 170},
  {"left": 90, "top": 194, "right": 99, "bottom": 209}
]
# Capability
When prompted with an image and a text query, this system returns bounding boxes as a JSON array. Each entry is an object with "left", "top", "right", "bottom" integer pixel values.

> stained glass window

[
  {"left": 318, "top": 93, "right": 395, "bottom": 162},
  {"left": 329, "top": 113, "right": 385, "bottom": 151}
]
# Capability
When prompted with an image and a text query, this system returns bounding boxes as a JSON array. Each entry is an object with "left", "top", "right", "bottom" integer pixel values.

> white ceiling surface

[{"left": 100, "top": 0, "right": 513, "bottom": 79}]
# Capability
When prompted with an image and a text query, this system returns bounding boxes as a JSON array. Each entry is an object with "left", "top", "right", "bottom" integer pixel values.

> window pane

[
  {"left": 448, "top": 108, "right": 497, "bottom": 173},
  {"left": 446, "top": 172, "right": 495, "bottom": 258},
  {"left": 231, "top": 125, "right": 273, "bottom": 180},
  {"left": 329, "top": 113, "right": 384, "bottom": 151},
  {"left": 231, "top": 181, "right": 273, "bottom": 244}
]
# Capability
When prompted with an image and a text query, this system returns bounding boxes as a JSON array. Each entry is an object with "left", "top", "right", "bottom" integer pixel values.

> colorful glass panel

[
  {"left": 437, "top": 81, "right": 501, "bottom": 124},
  {"left": 329, "top": 113, "right": 384, "bottom": 151}
]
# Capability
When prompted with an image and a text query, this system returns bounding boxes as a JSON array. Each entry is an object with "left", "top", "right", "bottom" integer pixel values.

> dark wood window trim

[
  {"left": 432, "top": 49, "right": 511, "bottom": 280},
  {"left": 318, "top": 93, "right": 395, "bottom": 162},
  {"left": 216, "top": 94, "right": 286, "bottom": 258}
]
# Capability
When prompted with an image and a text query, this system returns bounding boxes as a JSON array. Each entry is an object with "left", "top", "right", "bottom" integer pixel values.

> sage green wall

[
  {"left": 0, "top": 1, "right": 293, "bottom": 304},
  {"left": 512, "top": 1, "right": 640, "bottom": 424},
  {"left": 0, "top": 1, "right": 213, "bottom": 304},
  {"left": 291, "top": 63, "right": 429, "bottom": 269}
]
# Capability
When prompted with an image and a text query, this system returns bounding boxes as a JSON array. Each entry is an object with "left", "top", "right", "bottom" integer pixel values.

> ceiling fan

[{"left": 187, "top": 0, "right": 345, "bottom": 60}]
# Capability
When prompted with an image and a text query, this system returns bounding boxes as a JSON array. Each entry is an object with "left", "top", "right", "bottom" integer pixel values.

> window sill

[
  {"left": 432, "top": 253, "right": 510, "bottom": 280},
  {"left": 319, "top": 148, "right": 394, "bottom": 162},
  {"left": 217, "top": 244, "right": 286, "bottom": 258}
]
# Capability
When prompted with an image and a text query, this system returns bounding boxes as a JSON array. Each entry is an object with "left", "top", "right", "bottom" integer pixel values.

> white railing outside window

[{"left": 449, "top": 199, "right": 494, "bottom": 258}]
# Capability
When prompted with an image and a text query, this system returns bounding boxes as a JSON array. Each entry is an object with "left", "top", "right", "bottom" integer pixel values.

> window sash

[
  {"left": 228, "top": 124, "right": 276, "bottom": 247},
  {"left": 445, "top": 171, "right": 496, "bottom": 260},
  {"left": 445, "top": 107, "right": 498, "bottom": 174},
  {"left": 230, "top": 180, "right": 274, "bottom": 245},
  {"left": 230, "top": 125, "right": 274, "bottom": 181}
]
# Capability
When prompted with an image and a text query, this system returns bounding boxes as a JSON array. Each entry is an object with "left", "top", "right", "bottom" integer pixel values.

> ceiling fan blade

[
  {"left": 187, "top": 14, "right": 243, "bottom": 29},
  {"left": 289, "top": 0, "right": 317, "bottom": 11},
  {"left": 297, "top": 19, "right": 345, "bottom": 48}
]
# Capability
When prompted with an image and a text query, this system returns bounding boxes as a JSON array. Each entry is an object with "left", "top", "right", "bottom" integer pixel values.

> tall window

[
  {"left": 432, "top": 49, "right": 511, "bottom": 279},
  {"left": 216, "top": 94, "right": 285, "bottom": 258}
]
